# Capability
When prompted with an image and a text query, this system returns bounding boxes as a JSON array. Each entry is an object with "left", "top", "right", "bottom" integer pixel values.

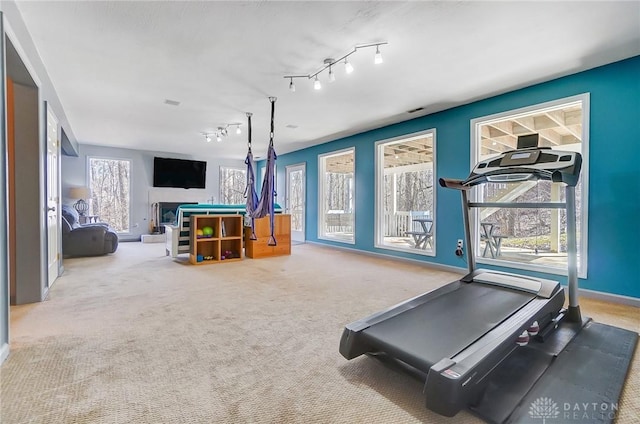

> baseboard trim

[
  {"left": 306, "top": 241, "right": 466, "bottom": 275},
  {"left": 0, "top": 342, "right": 9, "bottom": 364},
  {"left": 305, "top": 241, "right": 640, "bottom": 307},
  {"left": 575, "top": 288, "right": 640, "bottom": 307}
]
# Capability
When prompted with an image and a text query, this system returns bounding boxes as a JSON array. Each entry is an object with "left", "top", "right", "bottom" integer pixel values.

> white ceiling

[{"left": 15, "top": 1, "right": 640, "bottom": 160}]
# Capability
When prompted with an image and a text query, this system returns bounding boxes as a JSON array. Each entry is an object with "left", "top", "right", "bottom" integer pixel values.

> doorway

[{"left": 286, "top": 163, "right": 306, "bottom": 243}]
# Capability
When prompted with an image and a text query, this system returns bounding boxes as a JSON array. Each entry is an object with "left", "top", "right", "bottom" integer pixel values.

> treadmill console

[{"left": 466, "top": 148, "right": 582, "bottom": 187}]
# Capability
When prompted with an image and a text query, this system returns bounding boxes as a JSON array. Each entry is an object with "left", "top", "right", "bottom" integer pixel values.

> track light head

[
  {"left": 374, "top": 46, "right": 383, "bottom": 64},
  {"left": 328, "top": 66, "right": 335, "bottom": 82},
  {"left": 314, "top": 75, "right": 321, "bottom": 90},
  {"left": 236, "top": 126, "right": 242, "bottom": 135},
  {"left": 216, "top": 135, "right": 222, "bottom": 142},
  {"left": 205, "top": 135, "right": 212, "bottom": 143},
  {"left": 289, "top": 78, "right": 295, "bottom": 92},
  {"left": 344, "top": 59, "right": 354, "bottom": 74}
]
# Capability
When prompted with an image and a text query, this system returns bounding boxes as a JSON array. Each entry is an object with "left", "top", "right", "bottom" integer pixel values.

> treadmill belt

[{"left": 362, "top": 283, "right": 535, "bottom": 372}]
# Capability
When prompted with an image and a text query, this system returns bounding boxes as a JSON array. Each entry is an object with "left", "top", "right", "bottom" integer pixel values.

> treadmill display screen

[{"left": 511, "top": 152, "right": 532, "bottom": 160}]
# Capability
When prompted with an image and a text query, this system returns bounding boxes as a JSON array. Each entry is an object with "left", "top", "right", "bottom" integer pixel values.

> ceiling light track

[
  {"left": 203, "top": 123, "right": 242, "bottom": 143},
  {"left": 284, "top": 41, "right": 387, "bottom": 92}
]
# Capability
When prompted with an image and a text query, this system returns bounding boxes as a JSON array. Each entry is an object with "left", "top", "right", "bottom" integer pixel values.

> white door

[
  {"left": 286, "top": 163, "right": 306, "bottom": 242},
  {"left": 46, "top": 105, "right": 60, "bottom": 288}
]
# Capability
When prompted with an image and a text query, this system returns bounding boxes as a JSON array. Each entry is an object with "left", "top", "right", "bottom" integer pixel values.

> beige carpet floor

[{"left": 0, "top": 242, "right": 638, "bottom": 424}]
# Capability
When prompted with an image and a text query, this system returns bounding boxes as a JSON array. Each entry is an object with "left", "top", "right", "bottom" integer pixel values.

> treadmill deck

[{"left": 361, "top": 282, "right": 536, "bottom": 372}]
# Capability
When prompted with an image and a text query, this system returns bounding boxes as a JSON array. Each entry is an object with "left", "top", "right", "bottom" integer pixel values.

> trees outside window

[
  {"left": 88, "top": 157, "right": 131, "bottom": 233},
  {"left": 219, "top": 167, "right": 246, "bottom": 205},
  {"left": 375, "top": 130, "right": 436, "bottom": 254},
  {"left": 318, "top": 148, "right": 355, "bottom": 243}
]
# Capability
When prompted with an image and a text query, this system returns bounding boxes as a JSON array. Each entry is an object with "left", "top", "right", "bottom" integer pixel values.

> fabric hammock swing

[{"left": 245, "top": 97, "right": 278, "bottom": 246}]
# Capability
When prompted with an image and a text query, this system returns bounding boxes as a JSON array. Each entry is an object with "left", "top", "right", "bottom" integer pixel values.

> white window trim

[
  {"left": 470, "top": 93, "right": 590, "bottom": 278},
  {"left": 373, "top": 129, "right": 437, "bottom": 256},
  {"left": 87, "top": 155, "right": 132, "bottom": 235},
  {"left": 318, "top": 147, "right": 356, "bottom": 245}
]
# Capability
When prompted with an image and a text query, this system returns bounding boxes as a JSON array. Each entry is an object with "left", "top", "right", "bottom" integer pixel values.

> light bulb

[
  {"left": 216, "top": 135, "right": 222, "bottom": 142},
  {"left": 374, "top": 46, "right": 383, "bottom": 64},
  {"left": 314, "top": 76, "right": 321, "bottom": 90},
  {"left": 345, "top": 59, "right": 354, "bottom": 74},
  {"left": 236, "top": 126, "right": 242, "bottom": 135},
  {"left": 289, "top": 79, "right": 295, "bottom": 92},
  {"left": 329, "top": 67, "right": 335, "bottom": 82},
  {"left": 205, "top": 135, "right": 211, "bottom": 143}
]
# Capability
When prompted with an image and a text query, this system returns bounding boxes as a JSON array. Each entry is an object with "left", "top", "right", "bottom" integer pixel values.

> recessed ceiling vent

[
  {"left": 286, "top": 124, "right": 298, "bottom": 129},
  {"left": 407, "top": 107, "right": 424, "bottom": 114},
  {"left": 164, "top": 99, "right": 181, "bottom": 106}
]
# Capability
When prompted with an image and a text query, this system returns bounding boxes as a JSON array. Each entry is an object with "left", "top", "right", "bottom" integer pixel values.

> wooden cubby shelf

[{"left": 189, "top": 215, "right": 243, "bottom": 265}]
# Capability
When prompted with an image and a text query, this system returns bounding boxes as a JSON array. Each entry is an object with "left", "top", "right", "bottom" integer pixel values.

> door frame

[
  {"left": 285, "top": 163, "right": 306, "bottom": 243},
  {"left": 45, "top": 102, "right": 60, "bottom": 289},
  {"left": 0, "top": 12, "right": 10, "bottom": 364}
]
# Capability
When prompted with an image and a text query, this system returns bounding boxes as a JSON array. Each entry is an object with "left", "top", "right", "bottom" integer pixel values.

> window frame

[
  {"left": 318, "top": 147, "right": 356, "bottom": 244},
  {"left": 470, "top": 93, "right": 590, "bottom": 278},
  {"left": 374, "top": 129, "right": 437, "bottom": 256},
  {"left": 86, "top": 155, "right": 132, "bottom": 235}
]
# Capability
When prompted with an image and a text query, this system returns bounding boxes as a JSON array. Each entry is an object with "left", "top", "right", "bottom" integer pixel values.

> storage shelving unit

[{"left": 189, "top": 215, "right": 243, "bottom": 265}]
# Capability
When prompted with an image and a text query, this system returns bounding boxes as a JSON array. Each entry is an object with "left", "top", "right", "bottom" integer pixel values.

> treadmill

[{"left": 340, "top": 139, "right": 585, "bottom": 418}]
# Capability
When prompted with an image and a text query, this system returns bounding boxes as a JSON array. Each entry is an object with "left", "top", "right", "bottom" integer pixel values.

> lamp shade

[{"left": 69, "top": 186, "right": 90, "bottom": 200}]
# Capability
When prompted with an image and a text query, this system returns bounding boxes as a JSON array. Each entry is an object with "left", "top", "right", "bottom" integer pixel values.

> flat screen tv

[{"left": 153, "top": 157, "right": 207, "bottom": 189}]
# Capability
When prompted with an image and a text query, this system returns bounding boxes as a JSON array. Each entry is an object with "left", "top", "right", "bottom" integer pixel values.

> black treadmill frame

[{"left": 340, "top": 146, "right": 586, "bottom": 418}]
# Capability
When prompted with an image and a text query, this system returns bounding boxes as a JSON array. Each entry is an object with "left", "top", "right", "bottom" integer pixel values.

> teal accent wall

[{"left": 272, "top": 56, "right": 640, "bottom": 298}]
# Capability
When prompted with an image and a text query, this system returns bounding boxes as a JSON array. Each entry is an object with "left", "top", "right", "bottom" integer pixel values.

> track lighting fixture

[
  {"left": 283, "top": 41, "right": 387, "bottom": 91},
  {"left": 203, "top": 123, "right": 242, "bottom": 143}
]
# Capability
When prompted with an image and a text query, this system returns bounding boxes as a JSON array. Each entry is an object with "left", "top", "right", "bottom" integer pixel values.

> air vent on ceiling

[
  {"left": 407, "top": 107, "right": 424, "bottom": 114},
  {"left": 286, "top": 124, "right": 298, "bottom": 129},
  {"left": 164, "top": 99, "right": 181, "bottom": 106}
]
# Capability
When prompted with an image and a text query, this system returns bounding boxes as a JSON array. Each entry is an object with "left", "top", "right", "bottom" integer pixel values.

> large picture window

[
  {"left": 88, "top": 157, "right": 131, "bottom": 233},
  {"left": 318, "top": 148, "right": 355, "bottom": 243},
  {"left": 375, "top": 130, "right": 436, "bottom": 254},
  {"left": 471, "top": 94, "right": 589, "bottom": 277},
  {"left": 219, "top": 167, "right": 246, "bottom": 204}
]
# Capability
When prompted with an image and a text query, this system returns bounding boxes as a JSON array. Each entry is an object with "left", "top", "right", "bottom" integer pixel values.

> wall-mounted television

[{"left": 153, "top": 157, "right": 207, "bottom": 189}]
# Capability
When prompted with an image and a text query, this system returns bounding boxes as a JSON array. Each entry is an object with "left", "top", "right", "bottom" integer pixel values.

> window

[
  {"left": 219, "top": 167, "right": 246, "bottom": 204},
  {"left": 88, "top": 157, "right": 131, "bottom": 233},
  {"left": 471, "top": 94, "right": 589, "bottom": 277},
  {"left": 375, "top": 130, "right": 436, "bottom": 254},
  {"left": 318, "top": 148, "right": 355, "bottom": 243}
]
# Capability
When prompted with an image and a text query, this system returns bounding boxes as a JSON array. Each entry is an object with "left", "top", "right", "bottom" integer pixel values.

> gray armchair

[{"left": 61, "top": 204, "right": 118, "bottom": 257}]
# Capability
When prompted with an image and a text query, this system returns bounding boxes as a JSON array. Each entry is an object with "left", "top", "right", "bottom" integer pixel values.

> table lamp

[{"left": 69, "top": 186, "right": 90, "bottom": 216}]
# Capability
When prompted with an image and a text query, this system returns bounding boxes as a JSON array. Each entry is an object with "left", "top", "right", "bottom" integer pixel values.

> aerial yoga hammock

[
  {"left": 249, "top": 97, "right": 278, "bottom": 246},
  {"left": 244, "top": 112, "right": 260, "bottom": 240}
]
